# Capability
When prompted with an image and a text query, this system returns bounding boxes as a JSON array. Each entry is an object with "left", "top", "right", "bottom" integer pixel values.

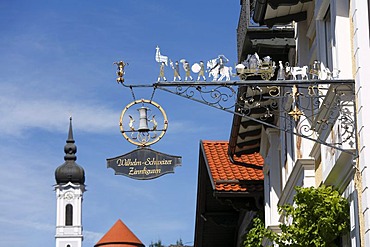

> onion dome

[
  {"left": 55, "top": 117, "right": 85, "bottom": 184},
  {"left": 95, "top": 219, "right": 145, "bottom": 247}
]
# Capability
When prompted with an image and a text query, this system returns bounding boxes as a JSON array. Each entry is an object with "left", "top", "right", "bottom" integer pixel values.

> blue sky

[{"left": 0, "top": 1, "right": 240, "bottom": 246}]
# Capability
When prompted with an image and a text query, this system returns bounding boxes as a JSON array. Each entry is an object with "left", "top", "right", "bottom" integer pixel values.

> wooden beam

[{"left": 265, "top": 11, "right": 307, "bottom": 28}]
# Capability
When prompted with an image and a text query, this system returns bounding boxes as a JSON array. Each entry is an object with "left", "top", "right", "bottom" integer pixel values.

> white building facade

[{"left": 237, "top": 0, "right": 370, "bottom": 246}]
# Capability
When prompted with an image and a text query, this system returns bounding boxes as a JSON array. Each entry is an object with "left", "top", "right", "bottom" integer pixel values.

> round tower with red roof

[{"left": 95, "top": 219, "right": 145, "bottom": 247}]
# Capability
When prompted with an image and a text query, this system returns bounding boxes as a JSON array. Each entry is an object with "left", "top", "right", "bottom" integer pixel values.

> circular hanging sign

[{"left": 119, "top": 99, "right": 168, "bottom": 147}]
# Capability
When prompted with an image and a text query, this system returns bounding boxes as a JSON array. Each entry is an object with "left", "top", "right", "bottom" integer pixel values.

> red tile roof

[
  {"left": 95, "top": 219, "right": 144, "bottom": 247},
  {"left": 202, "top": 140, "right": 264, "bottom": 192}
]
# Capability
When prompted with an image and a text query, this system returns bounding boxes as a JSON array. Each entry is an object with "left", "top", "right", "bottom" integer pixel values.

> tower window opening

[{"left": 66, "top": 204, "right": 73, "bottom": 226}]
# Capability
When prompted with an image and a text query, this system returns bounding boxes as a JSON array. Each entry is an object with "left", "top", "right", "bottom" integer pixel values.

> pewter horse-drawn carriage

[{"left": 235, "top": 53, "right": 276, "bottom": 80}]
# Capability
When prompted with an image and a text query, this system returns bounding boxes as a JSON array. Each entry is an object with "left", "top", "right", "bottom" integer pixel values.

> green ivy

[
  {"left": 243, "top": 217, "right": 267, "bottom": 247},
  {"left": 243, "top": 185, "right": 349, "bottom": 247},
  {"left": 243, "top": 216, "right": 278, "bottom": 247}
]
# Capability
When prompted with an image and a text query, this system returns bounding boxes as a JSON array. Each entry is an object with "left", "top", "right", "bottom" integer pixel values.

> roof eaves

[
  {"left": 264, "top": 11, "right": 307, "bottom": 28},
  {"left": 200, "top": 140, "right": 217, "bottom": 191},
  {"left": 214, "top": 190, "right": 263, "bottom": 198}
]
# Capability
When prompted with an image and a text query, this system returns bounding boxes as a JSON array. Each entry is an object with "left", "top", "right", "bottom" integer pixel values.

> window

[
  {"left": 323, "top": 8, "right": 333, "bottom": 70},
  {"left": 368, "top": 0, "right": 370, "bottom": 41},
  {"left": 65, "top": 204, "right": 73, "bottom": 226}
]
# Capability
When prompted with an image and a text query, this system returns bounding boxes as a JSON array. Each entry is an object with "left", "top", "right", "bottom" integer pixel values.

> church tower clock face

[{"left": 64, "top": 192, "right": 74, "bottom": 200}]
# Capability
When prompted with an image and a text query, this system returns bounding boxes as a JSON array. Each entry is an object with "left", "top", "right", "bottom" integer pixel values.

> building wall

[
  {"left": 263, "top": 0, "right": 370, "bottom": 246},
  {"left": 350, "top": 0, "right": 370, "bottom": 245},
  {"left": 237, "top": 0, "right": 370, "bottom": 246}
]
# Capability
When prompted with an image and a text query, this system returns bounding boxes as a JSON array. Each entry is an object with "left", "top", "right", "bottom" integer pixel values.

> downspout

[
  {"left": 228, "top": 86, "right": 262, "bottom": 170},
  {"left": 228, "top": 152, "right": 263, "bottom": 170}
]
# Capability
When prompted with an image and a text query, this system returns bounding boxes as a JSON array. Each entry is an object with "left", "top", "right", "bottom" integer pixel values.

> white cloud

[
  {"left": 0, "top": 83, "right": 220, "bottom": 138},
  {"left": 0, "top": 148, "right": 56, "bottom": 245},
  {"left": 84, "top": 230, "right": 105, "bottom": 245},
  {"left": 0, "top": 85, "right": 117, "bottom": 136},
  {"left": 0, "top": 217, "right": 54, "bottom": 232}
]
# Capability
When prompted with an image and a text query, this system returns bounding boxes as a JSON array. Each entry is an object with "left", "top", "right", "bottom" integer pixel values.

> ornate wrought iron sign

[
  {"left": 107, "top": 148, "right": 181, "bottom": 180},
  {"left": 111, "top": 48, "right": 357, "bottom": 159},
  {"left": 107, "top": 96, "right": 182, "bottom": 179}
]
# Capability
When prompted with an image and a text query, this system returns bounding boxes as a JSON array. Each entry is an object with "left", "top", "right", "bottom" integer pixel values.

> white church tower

[{"left": 54, "top": 118, "right": 85, "bottom": 247}]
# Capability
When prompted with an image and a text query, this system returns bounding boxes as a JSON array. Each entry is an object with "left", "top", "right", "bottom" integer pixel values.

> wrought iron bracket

[{"left": 121, "top": 79, "right": 357, "bottom": 158}]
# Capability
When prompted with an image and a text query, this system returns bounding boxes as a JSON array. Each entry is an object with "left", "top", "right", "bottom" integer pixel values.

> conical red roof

[{"left": 95, "top": 219, "right": 145, "bottom": 247}]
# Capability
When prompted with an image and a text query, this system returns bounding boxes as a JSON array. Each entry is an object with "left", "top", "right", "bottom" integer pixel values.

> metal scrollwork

[
  {"left": 171, "top": 84, "right": 236, "bottom": 110},
  {"left": 338, "top": 107, "right": 355, "bottom": 147},
  {"left": 232, "top": 82, "right": 355, "bottom": 154},
  {"left": 113, "top": 50, "right": 357, "bottom": 156},
  {"left": 120, "top": 78, "right": 356, "bottom": 156}
]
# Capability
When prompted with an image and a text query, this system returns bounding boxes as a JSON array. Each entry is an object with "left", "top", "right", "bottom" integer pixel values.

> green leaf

[{"left": 242, "top": 185, "right": 349, "bottom": 247}]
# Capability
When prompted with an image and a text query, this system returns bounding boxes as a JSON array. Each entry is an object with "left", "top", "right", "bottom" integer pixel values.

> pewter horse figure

[
  {"left": 286, "top": 65, "right": 309, "bottom": 80},
  {"left": 206, "top": 58, "right": 233, "bottom": 81}
]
